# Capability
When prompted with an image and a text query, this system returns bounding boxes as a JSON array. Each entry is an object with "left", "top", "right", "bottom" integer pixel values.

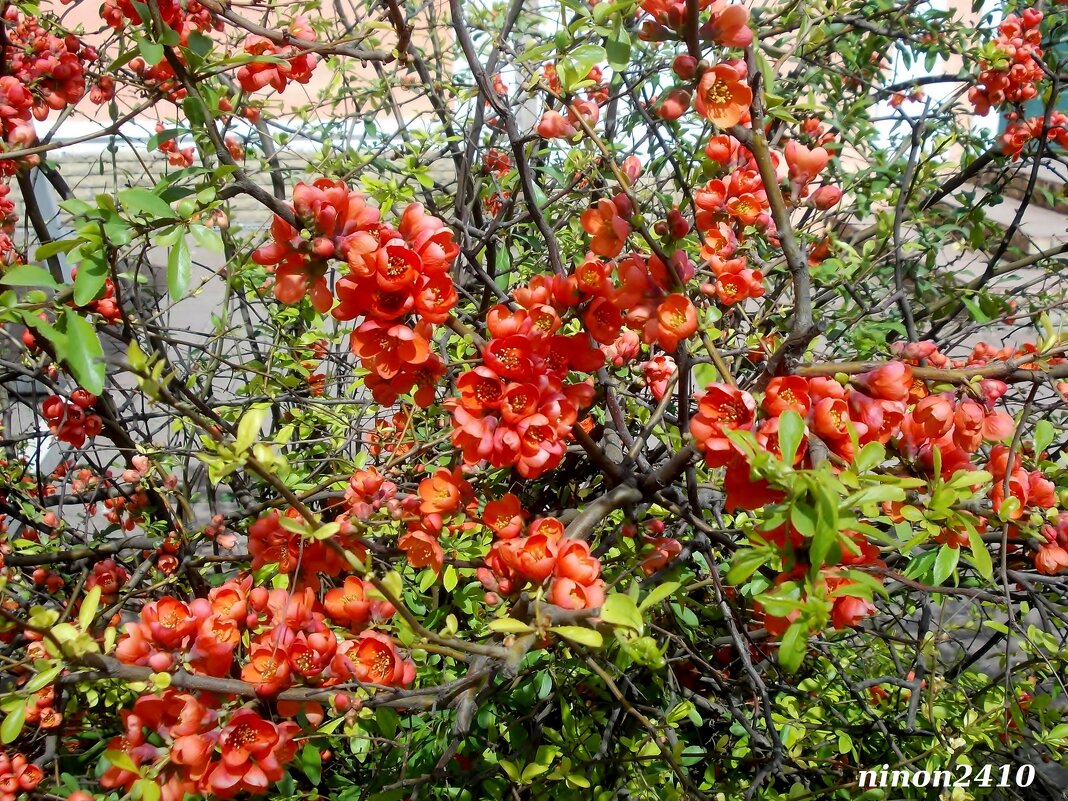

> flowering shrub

[{"left": 0, "top": 1, "right": 1065, "bottom": 800}]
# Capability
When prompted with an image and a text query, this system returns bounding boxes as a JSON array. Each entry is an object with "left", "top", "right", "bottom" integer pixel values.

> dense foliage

[{"left": 0, "top": 0, "right": 1066, "bottom": 799}]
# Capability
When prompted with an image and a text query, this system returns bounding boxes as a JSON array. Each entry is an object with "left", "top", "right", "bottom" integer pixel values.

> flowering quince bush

[{"left": 1, "top": 0, "right": 1068, "bottom": 800}]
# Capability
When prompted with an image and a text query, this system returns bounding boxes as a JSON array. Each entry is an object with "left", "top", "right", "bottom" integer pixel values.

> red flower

[
  {"left": 1034, "top": 544, "right": 1068, "bottom": 575},
  {"left": 536, "top": 110, "right": 577, "bottom": 139},
  {"left": 652, "top": 294, "right": 698, "bottom": 351},
  {"left": 690, "top": 383, "right": 756, "bottom": 466},
  {"left": 340, "top": 631, "right": 415, "bottom": 687},
  {"left": 784, "top": 140, "right": 830, "bottom": 191},
  {"left": 762, "top": 376, "right": 810, "bottom": 417},
  {"left": 205, "top": 709, "right": 298, "bottom": 798},
  {"left": 811, "top": 397, "right": 856, "bottom": 442},
  {"left": 249, "top": 511, "right": 299, "bottom": 574},
  {"left": 723, "top": 460, "right": 785, "bottom": 512},
  {"left": 501, "top": 534, "right": 558, "bottom": 583},
  {"left": 583, "top": 296, "right": 624, "bottom": 345},
  {"left": 398, "top": 530, "right": 445, "bottom": 574},
  {"left": 555, "top": 540, "right": 601, "bottom": 584},
  {"left": 418, "top": 468, "right": 469, "bottom": 515},
  {"left": 324, "top": 576, "right": 394, "bottom": 629},
  {"left": 550, "top": 577, "right": 605, "bottom": 610},
  {"left": 581, "top": 198, "right": 631, "bottom": 258},
  {"left": 855, "top": 361, "right": 913, "bottom": 402},
  {"left": 287, "top": 631, "right": 338, "bottom": 677},
  {"left": 241, "top": 645, "right": 292, "bottom": 696},
  {"left": 830, "top": 587, "right": 876, "bottom": 629},
  {"left": 142, "top": 597, "right": 197, "bottom": 649},
  {"left": 912, "top": 394, "right": 954, "bottom": 439},
  {"left": 483, "top": 334, "right": 535, "bottom": 380},
  {"left": 457, "top": 366, "right": 505, "bottom": 411},
  {"left": 484, "top": 493, "right": 526, "bottom": 539},
  {"left": 694, "top": 64, "right": 752, "bottom": 128},
  {"left": 350, "top": 321, "right": 431, "bottom": 379}
]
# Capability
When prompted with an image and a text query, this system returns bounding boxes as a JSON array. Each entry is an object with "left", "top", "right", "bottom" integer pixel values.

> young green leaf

[
  {"left": 0, "top": 703, "right": 25, "bottom": 744},
  {"left": 778, "top": 621, "right": 807, "bottom": 673},
  {"left": 0, "top": 264, "right": 59, "bottom": 288},
  {"left": 167, "top": 235, "right": 192, "bottom": 299},
  {"left": 639, "top": 581, "right": 681, "bottom": 612},
  {"left": 601, "top": 593, "right": 643, "bottom": 632},
  {"left": 932, "top": 544, "right": 961, "bottom": 585},
  {"left": 64, "top": 311, "right": 106, "bottom": 395},
  {"left": 777, "top": 410, "right": 805, "bottom": 465},
  {"left": 550, "top": 626, "right": 603, "bottom": 648}
]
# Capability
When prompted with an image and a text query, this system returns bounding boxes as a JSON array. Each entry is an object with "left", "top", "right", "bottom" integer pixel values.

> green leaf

[
  {"left": 777, "top": 410, "right": 805, "bottom": 465},
  {"left": 189, "top": 224, "right": 223, "bottom": 253},
  {"left": 236, "top": 406, "right": 267, "bottom": 451},
  {"left": 487, "top": 618, "right": 535, "bottom": 635},
  {"left": 63, "top": 311, "right": 105, "bottom": 395},
  {"left": 639, "top": 581, "right": 681, "bottom": 611},
  {"left": 600, "top": 594, "right": 643, "bottom": 632},
  {"left": 299, "top": 744, "right": 322, "bottom": 785},
  {"left": 1, "top": 703, "right": 25, "bottom": 744},
  {"left": 606, "top": 24, "right": 631, "bottom": 70},
  {"left": 789, "top": 502, "right": 816, "bottom": 537},
  {"left": 442, "top": 564, "right": 458, "bottom": 592},
  {"left": 499, "top": 759, "right": 520, "bottom": 782},
  {"left": 105, "top": 749, "right": 138, "bottom": 773},
  {"left": 559, "top": 44, "right": 606, "bottom": 91},
  {"left": 932, "top": 544, "right": 960, "bottom": 585},
  {"left": 726, "top": 549, "right": 766, "bottom": 585},
  {"left": 106, "top": 48, "right": 141, "bottom": 73},
  {"left": 118, "top": 187, "right": 177, "bottom": 220},
  {"left": 550, "top": 626, "right": 603, "bottom": 648},
  {"left": 135, "top": 778, "right": 160, "bottom": 801},
  {"left": 24, "top": 664, "right": 62, "bottom": 693},
  {"left": 167, "top": 236, "right": 191, "bottom": 299},
  {"left": 136, "top": 35, "right": 164, "bottom": 66},
  {"left": 0, "top": 264, "right": 58, "bottom": 288},
  {"left": 79, "top": 585, "right": 102, "bottom": 631},
  {"left": 778, "top": 621, "right": 807, "bottom": 672},
  {"left": 854, "top": 441, "right": 886, "bottom": 473},
  {"left": 35, "top": 239, "right": 82, "bottom": 261},
  {"left": 967, "top": 530, "right": 993, "bottom": 582},
  {"left": 73, "top": 250, "right": 109, "bottom": 306},
  {"left": 1033, "top": 419, "right": 1055, "bottom": 456}
]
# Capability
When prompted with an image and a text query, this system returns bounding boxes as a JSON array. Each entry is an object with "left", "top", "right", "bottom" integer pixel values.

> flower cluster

[
  {"left": 1001, "top": 111, "right": 1068, "bottom": 158},
  {"left": 756, "top": 535, "right": 884, "bottom": 636},
  {"left": 253, "top": 179, "right": 457, "bottom": 408},
  {"left": 0, "top": 6, "right": 100, "bottom": 172},
  {"left": 236, "top": 18, "right": 318, "bottom": 95},
  {"left": 22, "top": 683, "right": 62, "bottom": 730},
  {"left": 102, "top": 0, "right": 219, "bottom": 36},
  {"left": 0, "top": 750, "right": 43, "bottom": 801},
  {"left": 1036, "top": 515, "right": 1068, "bottom": 575},
  {"left": 3, "top": 7, "right": 99, "bottom": 120},
  {"left": 479, "top": 495, "right": 605, "bottom": 609},
  {"left": 394, "top": 467, "right": 480, "bottom": 574},
  {"left": 968, "top": 10, "right": 1045, "bottom": 116},
  {"left": 85, "top": 558, "right": 131, "bottom": 605},
  {"left": 248, "top": 509, "right": 365, "bottom": 590},
  {"left": 114, "top": 575, "right": 415, "bottom": 691},
  {"left": 695, "top": 135, "right": 772, "bottom": 305},
  {"left": 99, "top": 693, "right": 299, "bottom": 801},
  {"left": 638, "top": 0, "right": 752, "bottom": 46},
  {"left": 153, "top": 121, "right": 195, "bottom": 168},
  {"left": 694, "top": 363, "right": 992, "bottom": 504},
  {"left": 41, "top": 391, "right": 102, "bottom": 448},
  {"left": 446, "top": 299, "right": 601, "bottom": 479}
]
